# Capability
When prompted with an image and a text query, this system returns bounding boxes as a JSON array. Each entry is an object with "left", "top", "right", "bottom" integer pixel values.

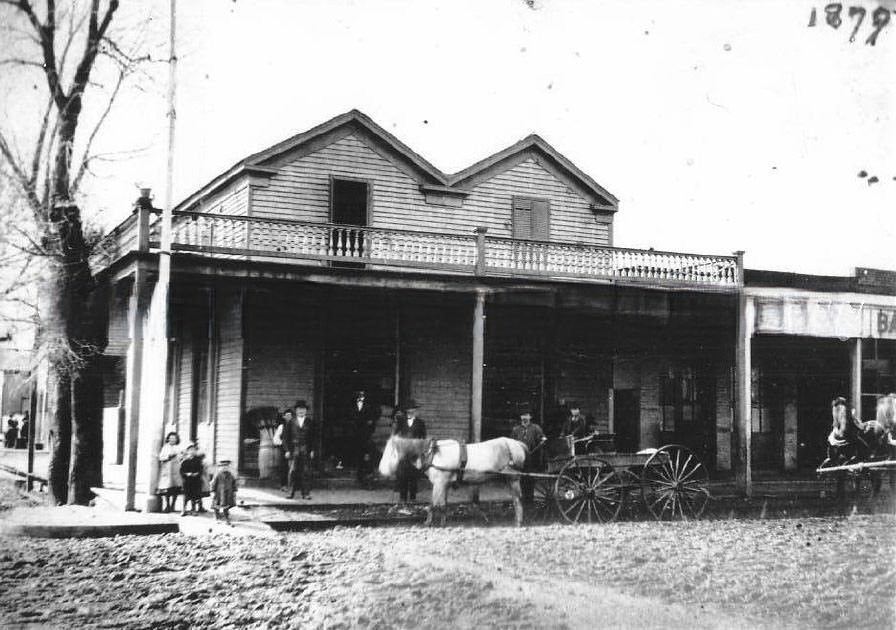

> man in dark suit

[
  {"left": 282, "top": 399, "right": 315, "bottom": 499},
  {"left": 394, "top": 399, "right": 426, "bottom": 503},
  {"left": 510, "top": 403, "right": 546, "bottom": 505},
  {"left": 561, "top": 401, "right": 593, "bottom": 453},
  {"left": 350, "top": 390, "right": 380, "bottom": 486}
]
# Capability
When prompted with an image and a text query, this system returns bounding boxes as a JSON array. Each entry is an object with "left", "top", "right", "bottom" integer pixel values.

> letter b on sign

[{"left": 879, "top": 311, "right": 896, "bottom": 335}]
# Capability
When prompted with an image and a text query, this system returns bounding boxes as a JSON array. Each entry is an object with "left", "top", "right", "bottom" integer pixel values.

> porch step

[{"left": 240, "top": 474, "right": 390, "bottom": 492}]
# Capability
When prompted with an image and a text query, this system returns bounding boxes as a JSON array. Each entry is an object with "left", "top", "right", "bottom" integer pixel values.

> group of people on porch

[{"left": 267, "top": 392, "right": 595, "bottom": 504}]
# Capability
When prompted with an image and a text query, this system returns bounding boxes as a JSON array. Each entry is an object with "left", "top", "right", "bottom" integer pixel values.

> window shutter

[
  {"left": 512, "top": 198, "right": 532, "bottom": 240},
  {"left": 531, "top": 200, "right": 550, "bottom": 241}
]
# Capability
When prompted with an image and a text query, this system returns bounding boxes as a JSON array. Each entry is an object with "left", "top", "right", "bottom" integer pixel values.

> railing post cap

[{"left": 474, "top": 227, "right": 488, "bottom": 234}]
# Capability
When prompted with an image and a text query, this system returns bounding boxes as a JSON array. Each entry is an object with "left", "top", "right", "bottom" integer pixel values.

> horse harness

[{"left": 422, "top": 439, "right": 468, "bottom": 483}]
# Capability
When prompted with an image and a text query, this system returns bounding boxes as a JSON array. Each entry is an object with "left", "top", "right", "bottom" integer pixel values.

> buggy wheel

[
  {"left": 641, "top": 445, "right": 709, "bottom": 520},
  {"left": 554, "top": 457, "right": 624, "bottom": 524},
  {"left": 530, "top": 477, "right": 556, "bottom": 523}
]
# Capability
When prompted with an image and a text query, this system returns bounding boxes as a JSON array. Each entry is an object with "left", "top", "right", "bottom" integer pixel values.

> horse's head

[
  {"left": 378, "top": 436, "right": 400, "bottom": 478},
  {"left": 876, "top": 395, "right": 896, "bottom": 432}
]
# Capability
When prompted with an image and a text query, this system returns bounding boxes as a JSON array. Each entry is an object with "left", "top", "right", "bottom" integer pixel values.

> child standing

[
  {"left": 211, "top": 459, "right": 237, "bottom": 525},
  {"left": 156, "top": 432, "right": 183, "bottom": 513},
  {"left": 179, "top": 443, "right": 203, "bottom": 516}
]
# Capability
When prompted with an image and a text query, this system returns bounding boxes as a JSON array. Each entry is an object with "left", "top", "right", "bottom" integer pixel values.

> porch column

[
  {"left": 734, "top": 285, "right": 754, "bottom": 497},
  {"left": 124, "top": 266, "right": 149, "bottom": 511},
  {"left": 139, "top": 265, "right": 174, "bottom": 513},
  {"left": 471, "top": 289, "right": 486, "bottom": 442},
  {"left": 850, "top": 338, "right": 862, "bottom": 419}
]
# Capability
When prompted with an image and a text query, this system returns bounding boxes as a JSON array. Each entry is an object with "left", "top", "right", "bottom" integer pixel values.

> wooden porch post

[
  {"left": 471, "top": 289, "right": 486, "bottom": 442},
  {"left": 734, "top": 252, "right": 753, "bottom": 497},
  {"left": 124, "top": 266, "right": 148, "bottom": 511},
  {"left": 850, "top": 338, "right": 862, "bottom": 419}
]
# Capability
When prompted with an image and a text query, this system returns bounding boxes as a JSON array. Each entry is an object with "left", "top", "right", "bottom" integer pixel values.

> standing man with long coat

[
  {"left": 349, "top": 390, "right": 380, "bottom": 486},
  {"left": 393, "top": 399, "right": 426, "bottom": 503},
  {"left": 282, "top": 400, "right": 316, "bottom": 500}
]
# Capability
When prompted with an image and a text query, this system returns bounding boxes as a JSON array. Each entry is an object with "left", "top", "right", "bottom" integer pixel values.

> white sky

[{"left": 15, "top": 0, "right": 896, "bottom": 275}]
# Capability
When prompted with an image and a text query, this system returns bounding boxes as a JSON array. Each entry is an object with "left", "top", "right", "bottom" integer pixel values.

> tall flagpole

[{"left": 145, "top": 0, "right": 177, "bottom": 512}]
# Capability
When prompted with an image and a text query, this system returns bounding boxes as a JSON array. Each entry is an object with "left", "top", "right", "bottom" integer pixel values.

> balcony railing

[{"left": 91, "top": 209, "right": 741, "bottom": 289}]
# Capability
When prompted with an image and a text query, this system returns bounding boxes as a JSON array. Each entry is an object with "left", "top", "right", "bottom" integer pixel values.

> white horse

[{"left": 378, "top": 435, "right": 528, "bottom": 526}]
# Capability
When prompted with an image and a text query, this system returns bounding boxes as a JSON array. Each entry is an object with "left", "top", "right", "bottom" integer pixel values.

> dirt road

[{"left": 1, "top": 514, "right": 893, "bottom": 629}]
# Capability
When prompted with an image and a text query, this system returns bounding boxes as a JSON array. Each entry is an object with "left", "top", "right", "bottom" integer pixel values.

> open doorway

[{"left": 331, "top": 178, "right": 368, "bottom": 266}]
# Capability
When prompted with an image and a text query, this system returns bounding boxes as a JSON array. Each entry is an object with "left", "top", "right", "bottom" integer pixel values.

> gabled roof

[
  {"left": 175, "top": 110, "right": 618, "bottom": 213},
  {"left": 448, "top": 134, "right": 619, "bottom": 209},
  {"left": 176, "top": 109, "right": 448, "bottom": 211},
  {"left": 243, "top": 109, "right": 447, "bottom": 183}
]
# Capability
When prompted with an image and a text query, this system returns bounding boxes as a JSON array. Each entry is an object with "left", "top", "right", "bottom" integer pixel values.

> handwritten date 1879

[{"left": 808, "top": 4, "right": 891, "bottom": 45}]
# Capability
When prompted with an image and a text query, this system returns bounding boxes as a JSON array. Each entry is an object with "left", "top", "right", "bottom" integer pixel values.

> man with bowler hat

[
  {"left": 282, "top": 400, "right": 315, "bottom": 499},
  {"left": 510, "top": 402, "right": 546, "bottom": 505},
  {"left": 394, "top": 399, "right": 426, "bottom": 503}
]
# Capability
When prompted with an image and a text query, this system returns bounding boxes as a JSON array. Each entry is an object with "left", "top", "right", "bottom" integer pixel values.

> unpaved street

[{"left": 1, "top": 515, "right": 894, "bottom": 629}]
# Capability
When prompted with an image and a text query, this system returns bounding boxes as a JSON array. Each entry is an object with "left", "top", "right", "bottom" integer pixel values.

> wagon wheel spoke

[
  {"left": 641, "top": 445, "right": 710, "bottom": 520},
  {"left": 531, "top": 478, "right": 556, "bottom": 523},
  {"left": 556, "top": 458, "right": 624, "bottom": 524}
]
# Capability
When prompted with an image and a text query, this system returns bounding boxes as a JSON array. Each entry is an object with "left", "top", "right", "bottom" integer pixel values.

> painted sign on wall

[{"left": 752, "top": 296, "right": 896, "bottom": 340}]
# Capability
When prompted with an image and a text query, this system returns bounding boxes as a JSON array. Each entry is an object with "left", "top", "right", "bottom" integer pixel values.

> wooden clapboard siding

[
  {"left": 105, "top": 292, "right": 130, "bottom": 357},
  {"left": 214, "top": 289, "right": 244, "bottom": 466},
  {"left": 201, "top": 180, "right": 250, "bottom": 216},
  {"left": 401, "top": 299, "right": 472, "bottom": 440},
  {"left": 176, "top": 330, "right": 194, "bottom": 428},
  {"left": 252, "top": 134, "right": 427, "bottom": 224},
  {"left": 243, "top": 290, "right": 317, "bottom": 413},
  {"left": 465, "top": 159, "right": 610, "bottom": 245},
  {"left": 249, "top": 134, "right": 609, "bottom": 244}
]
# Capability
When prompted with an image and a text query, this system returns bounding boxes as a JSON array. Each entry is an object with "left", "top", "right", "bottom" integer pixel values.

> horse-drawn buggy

[
  {"left": 815, "top": 394, "right": 896, "bottom": 500},
  {"left": 525, "top": 434, "right": 711, "bottom": 524},
  {"left": 379, "top": 431, "right": 712, "bottom": 526}
]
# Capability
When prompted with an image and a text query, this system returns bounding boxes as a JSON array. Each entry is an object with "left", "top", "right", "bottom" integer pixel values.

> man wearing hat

[
  {"left": 393, "top": 399, "right": 426, "bottom": 503},
  {"left": 349, "top": 390, "right": 380, "bottom": 486},
  {"left": 282, "top": 399, "right": 316, "bottom": 499},
  {"left": 561, "top": 401, "right": 592, "bottom": 452},
  {"left": 510, "top": 403, "right": 546, "bottom": 505}
]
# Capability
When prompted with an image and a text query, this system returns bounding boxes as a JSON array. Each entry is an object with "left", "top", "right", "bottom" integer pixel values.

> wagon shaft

[{"left": 816, "top": 459, "right": 896, "bottom": 475}]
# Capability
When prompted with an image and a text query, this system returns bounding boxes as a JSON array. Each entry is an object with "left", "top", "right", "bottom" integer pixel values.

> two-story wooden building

[{"left": 91, "top": 110, "right": 743, "bottom": 508}]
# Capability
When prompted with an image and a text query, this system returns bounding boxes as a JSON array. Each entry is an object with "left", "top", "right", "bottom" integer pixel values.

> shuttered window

[{"left": 512, "top": 197, "right": 550, "bottom": 241}]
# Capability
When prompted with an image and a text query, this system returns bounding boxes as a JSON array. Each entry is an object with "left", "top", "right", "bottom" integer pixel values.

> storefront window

[
  {"left": 661, "top": 367, "right": 697, "bottom": 431},
  {"left": 861, "top": 339, "right": 895, "bottom": 420}
]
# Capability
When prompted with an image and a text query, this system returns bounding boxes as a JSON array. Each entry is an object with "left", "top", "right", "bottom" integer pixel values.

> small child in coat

[
  {"left": 179, "top": 443, "right": 204, "bottom": 516},
  {"left": 211, "top": 459, "right": 237, "bottom": 525}
]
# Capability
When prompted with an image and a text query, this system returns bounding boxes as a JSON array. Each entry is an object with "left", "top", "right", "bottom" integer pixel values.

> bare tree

[{"left": 0, "top": 0, "right": 154, "bottom": 504}]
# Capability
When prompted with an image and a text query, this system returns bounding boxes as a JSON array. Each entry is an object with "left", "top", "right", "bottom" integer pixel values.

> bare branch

[
  {"left": 30, "top": 92, "right": 55, "bottom": 190},
  {"left": 0, "top": 128, "right": 40, "bottom": 212},
  {"left": 12, "top": 0, "right": 69, "bottom": 111},
  {"left": 70, "top": 0, "right": 119, "bottom": 101},
  {"left": 0, "top": 58, "right": 45, "bottom": 69},
  {"left": 71, "top": 67, "right": 125, "bottom": 195}
]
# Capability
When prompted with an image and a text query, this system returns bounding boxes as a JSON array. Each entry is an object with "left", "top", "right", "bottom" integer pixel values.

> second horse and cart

[{"left": 378, "top": 432, "right": 712, "bottom": 526}]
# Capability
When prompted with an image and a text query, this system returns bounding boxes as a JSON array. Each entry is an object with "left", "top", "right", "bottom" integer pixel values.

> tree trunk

[
  {"left": 48, "top": 371, "right": 71, "bottom": 504},
  {"left": 43, "top": 199, "right": 109, "bottom": 506}
]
